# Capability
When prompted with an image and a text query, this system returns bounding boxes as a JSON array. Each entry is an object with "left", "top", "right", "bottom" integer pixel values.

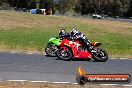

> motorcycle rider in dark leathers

[
  {"left": 59, "top": 28, "right": 92, "bottom": 50},
  {"left": 70, "top": 29, "right": 92, "bottom": 50},
  {"left": 58, "top": 29, "right": 70, "bottom": 39}
]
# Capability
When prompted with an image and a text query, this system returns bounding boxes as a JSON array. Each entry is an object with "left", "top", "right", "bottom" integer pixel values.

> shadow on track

[
  {"left": 55, "top": 57, "right": 93, "bottom": 62},
  {"left": 44, "top": 55, "right": 109, "bottom": 62}
]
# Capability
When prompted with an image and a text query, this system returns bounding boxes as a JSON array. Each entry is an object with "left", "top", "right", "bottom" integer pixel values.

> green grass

[
  {"left": 0, "top": 28, "right": 57, "bottom": 51},
  {"left": 0, "top": 11, "right": 132, "bottom": 58},
  {"left": 91, "top": 33, "right": 132, "bottom": 56}
]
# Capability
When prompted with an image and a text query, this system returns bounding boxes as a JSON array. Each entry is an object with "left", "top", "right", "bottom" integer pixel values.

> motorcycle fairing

[
  {"left": 60, "top": 39, "right": 92, "bottom": 59},
  {"left": 47, "top": 38, "right": 62, "bottom": 46}
]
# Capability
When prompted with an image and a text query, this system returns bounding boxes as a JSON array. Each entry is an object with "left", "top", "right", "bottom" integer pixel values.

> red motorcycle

[{"left": 56, "top": 38, "right": 108, "bottom": 62}]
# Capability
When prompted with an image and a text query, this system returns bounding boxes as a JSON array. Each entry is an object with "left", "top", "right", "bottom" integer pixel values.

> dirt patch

[{"left": 0, "top": 81, "right": 129, "bottom": 88}]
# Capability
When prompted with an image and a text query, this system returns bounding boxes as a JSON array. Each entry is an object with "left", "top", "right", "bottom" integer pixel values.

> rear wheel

[
  {"left": 92, "top": 48, "right": 108, "bottom": 62},
  {"left": 57, "top": 47, "right": 73, "bottom": 60},
  {"left": 45, "top": 44, "right": 58, "bottom": 57}
]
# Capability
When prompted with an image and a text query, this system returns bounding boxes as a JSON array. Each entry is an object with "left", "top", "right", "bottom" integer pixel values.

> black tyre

[
  {"left": 45, "top": 44, "right": 58, "bottom": 57},
  {"left": 57, "top": 47, "right": 73, "bottom": 60},
  {"left": 92, "top": 48, "right": 108, "bottom": 62}
]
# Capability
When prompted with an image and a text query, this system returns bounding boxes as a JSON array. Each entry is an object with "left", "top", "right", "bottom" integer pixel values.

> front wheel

[
  {"left": 45, "top": 44, "right": 58, "bottom": 57},
  {"left": 57, "top": 47, "right": 73, "bottom": 60},
  {"left": 92, "top": 48, "right": 108, "bottom": 62}
]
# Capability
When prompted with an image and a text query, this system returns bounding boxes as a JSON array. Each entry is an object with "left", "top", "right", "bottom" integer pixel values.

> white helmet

[{"left": 71, "top": 29, "right": 79, "bottom": 36}]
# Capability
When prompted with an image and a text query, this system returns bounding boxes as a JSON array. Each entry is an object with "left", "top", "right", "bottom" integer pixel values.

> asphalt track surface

[
  {"left": 103, "top": 18, "right": 132, "bottom": 23},
  {"left": 0, "top": 52, "right": 132, "bottom": 84}
]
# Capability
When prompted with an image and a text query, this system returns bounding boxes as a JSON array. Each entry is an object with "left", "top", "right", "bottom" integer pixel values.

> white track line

[
  {"left": 52, "top": 82, "right": 71, "bottom": 84},
  {"left": 122, "top": 85, "right": 132, "bottom": 87},
  {"left": 7, "top": 80, "right": 28, "bottom": 82},
  {"left": 120, "top": 58, "right": 129, "bottom": 59},
  {"left": 100, "top": 84, "right": 119, "bottom": 86},
  {"left": 30, "top": 81, "right": 49, "bottom": 83},
  {"left": 26, "top": 52, "right": 33, "bottom": 55},
  {"left": 10, "top": 51, "right": 18, "bottom": 54},
  {"left": 110, "top": 58, "right": 116, "bottom": 59},
  {"left": 73, "top": 83, "right": 78, "bottom": 85},
  {"left": 110, "top": 58, "right": 130, "bottom": 60}
]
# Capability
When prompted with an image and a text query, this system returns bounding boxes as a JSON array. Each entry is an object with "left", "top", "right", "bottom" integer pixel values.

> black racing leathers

[{"left": 71, "top": 32, "right": 91, "bottom": 48}]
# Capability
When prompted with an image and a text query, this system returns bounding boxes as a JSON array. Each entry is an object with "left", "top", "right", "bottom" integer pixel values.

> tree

[
  {"left": 126, "top": 0, "right": 132, "bottom": 17},
  {"left": 0, "top": 0, "right": 132, "bottom": 17},
  {"left": 57, "top": 0, "right": 79, "bottom": 15},
  {"left": 76, "top": 0, "right": 130, "bottom": 17}
]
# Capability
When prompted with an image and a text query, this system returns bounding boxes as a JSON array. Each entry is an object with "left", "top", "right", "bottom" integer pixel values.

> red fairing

[
  {"left": 75, "top": 51, "right": 92, "bottom": 59},
  {"left": 60, "top": 38, "right": 92, "bottom": 60}
]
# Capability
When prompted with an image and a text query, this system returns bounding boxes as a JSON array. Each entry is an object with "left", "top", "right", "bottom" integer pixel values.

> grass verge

[{"left": 0, "top": 11, "right": 132, "bottom": 58}]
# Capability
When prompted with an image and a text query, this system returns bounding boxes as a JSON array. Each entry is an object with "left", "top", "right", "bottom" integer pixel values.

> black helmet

[{"left": 59, "top": 29, "right": 67, "bottom": 38}]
